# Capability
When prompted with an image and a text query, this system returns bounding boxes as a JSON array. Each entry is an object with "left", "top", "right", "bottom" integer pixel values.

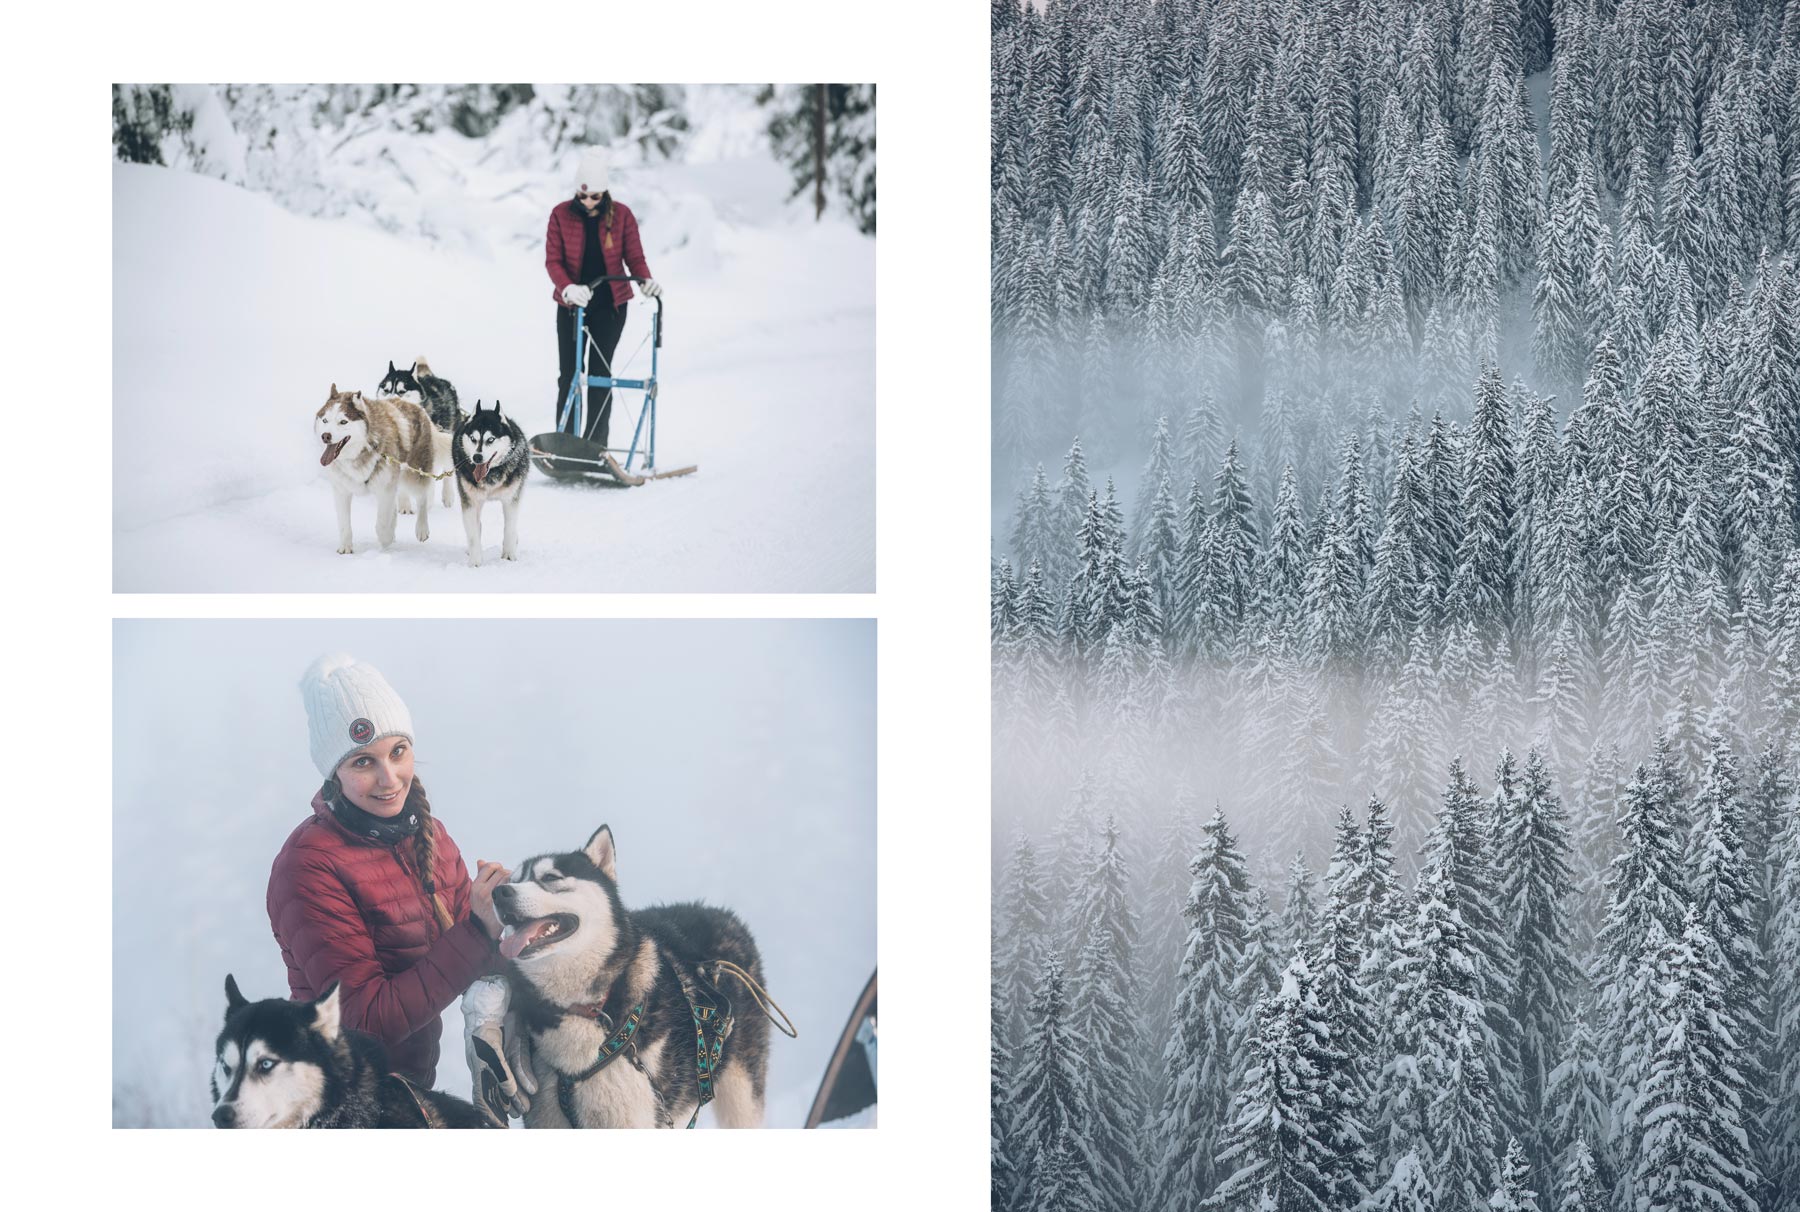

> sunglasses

[{"left": 577, "top": 190, "right": 605, "bottom": 203}]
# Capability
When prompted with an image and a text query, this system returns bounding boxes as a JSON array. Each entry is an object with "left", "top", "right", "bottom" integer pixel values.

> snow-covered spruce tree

[
  {"left": 1491, "top": 746, "right": 1578, "bottom": 1176},
  {"left": 997, "top": 827, "right": 1055, "bottom": 1052},
  {"left": 1067, "top": 929, "right": 1138, "bottom": 1211},
  {"left": 1277, "top": 852, "right": 1319, "bottom": 964},
  {"left": 1367, "top": 1149, "right": 1436, "bottom": 1212},
  {"left": 995, "top": 941, "right": 1019, "bottom": 1211},
  {"left": 1768, "top": 779, "right": 1800, "bottom": 1212},
  {"left": 1424, "top": 757, "right": 1523, "bottom": 1143},
  {"left": 1597, "top": 752, "right": 1691, "bottom": 1210},
  {"left": 1628, "top": 908, "right": 1760, "bottom": 1212},
  {"left": 1014, "top": 957, "right": 1103, "bottom": 1212},
  {"left": 1066, "top": 815, "right": 1142, "bottom": 1209},
  {"left": 1148, "top": 808, "right": 1252, "bottom": 1212},
  {"left": 1141, "top": 790, "right": 1198, "bottom": 1048},
  {"left": 1542, "top": 1003, "right": 1613, "bottom": 1195},
  {"left": 1555, "top": 1135, "right": 1603, "bottom": 1212},
  {"left": 1206, "top": 953, "right": 1343, "bottom": 1212}
]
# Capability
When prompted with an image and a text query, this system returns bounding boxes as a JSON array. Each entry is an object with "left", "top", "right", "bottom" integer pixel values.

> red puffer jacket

[
  {"left": 266, "top": 793, "right": 499, "bottom": 1085},
  {"left": 545, "top": 199, "right": 652, "bottom": 307}
]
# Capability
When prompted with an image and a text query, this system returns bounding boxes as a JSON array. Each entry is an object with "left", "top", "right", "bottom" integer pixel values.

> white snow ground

[
  {"left": 112, "top": 146, "right": 874, "bottom": 592},
  {"left": 113, "top": 619, "right": 876, "bottom": 1128}
]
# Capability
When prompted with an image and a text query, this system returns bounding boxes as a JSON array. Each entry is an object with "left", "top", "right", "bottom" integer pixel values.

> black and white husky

[
  {"left": 452, "top": 400, "right": 529, "bottom": 567},
  {"left": 377, "top": 357, "right": 462, "bottom": 507},
  {"left": 495, "top": 826, "right": 773, "bottom": 1128},
  {"left": 211, "top": 975, "right": 493, "bottom": 1129}
]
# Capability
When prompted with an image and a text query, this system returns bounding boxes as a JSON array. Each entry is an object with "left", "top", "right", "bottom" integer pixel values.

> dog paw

[
  {"left": 467, "top": 549, "right": 483, "bottom": 568},
  {"left": 337, "top": 544, "right": 354, "bottom": 555},
  {"left": 416, "top": 521, "right": 430, "bottom": 542}
]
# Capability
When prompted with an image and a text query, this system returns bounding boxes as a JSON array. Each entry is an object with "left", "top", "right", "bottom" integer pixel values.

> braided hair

[{"left": 320, "top": 773, "right": 455, "bottom": 932}]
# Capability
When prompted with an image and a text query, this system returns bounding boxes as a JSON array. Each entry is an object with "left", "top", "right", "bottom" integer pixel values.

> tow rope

[{"left": 374, "top": 450, "right": 456, "bottom": 481}]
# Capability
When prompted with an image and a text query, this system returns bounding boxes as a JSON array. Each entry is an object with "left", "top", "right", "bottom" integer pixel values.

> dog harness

[
  {"left": 549, "top": 960, "right": 797, "bottom": 1130},
  {"left": 553, "top": 997, "right": 646, "bottom": 1128},
  {"left": 677, "top": 969, "right": 734, "bottom": 1129}
]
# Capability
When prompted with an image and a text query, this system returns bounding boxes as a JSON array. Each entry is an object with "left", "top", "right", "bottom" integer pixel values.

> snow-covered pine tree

[
  {"left": 1491, "top": 746, "right": 1578, "bottom": 1176},
  {"left": 1629, "top": 908, "right": 1761, "bottom": 1212},
  {"left": 998, "top": 827, "right": 1055, "bottom": 1051},
  {"left": 1207, "top": 953, "right": 1342, "bottom": 1212},
  {"left": 1555, "top": 1136, "right": 1603, "bottom": 1212},
  {"left": 1014, "top": 957, "right": 1104, "bottom": 1212},
  {"left": 995, "top": 940, "right": 1019, "bottom": 1211},
  {"left": 1148, "top": 808, "right": 1252, "bottom": 1212}
]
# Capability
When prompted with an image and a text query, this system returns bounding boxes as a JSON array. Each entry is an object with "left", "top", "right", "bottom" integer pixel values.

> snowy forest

[
  {"left": 990, "top": 0, "right": 1800, "bottom": 1210},
  {"left": 112, "top": 83, "right": 877, "bottom": 242}
]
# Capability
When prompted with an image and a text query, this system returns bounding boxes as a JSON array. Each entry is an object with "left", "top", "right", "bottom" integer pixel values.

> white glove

[
  {"left": 639, "top": 279, "right": 663, "bottom": 300},
  {"left": 562, "top": 284, "right": 594, "bottom": 307},
  {"left": 462, "top": 976, "right": 537, "bottom": 1124}
]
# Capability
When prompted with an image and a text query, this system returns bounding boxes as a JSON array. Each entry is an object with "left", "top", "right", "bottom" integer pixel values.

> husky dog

[
  {"left": 377, "top": 357, "right": 464, "bottom": 432},
  {"left": 495, "top": 826, "right": 772, "bottom": 1128},
  {"left": 452, "top": 400, "right": 530, "bottom": 567},
  {"left": 377, "top": 358, "right": 462, "bottom": 508},
  {"left": 313, "top": 384, "right": 438, "bottom": 554},
  {"left": 211, "top": 975, "right": 493, "bottom": 1129}
]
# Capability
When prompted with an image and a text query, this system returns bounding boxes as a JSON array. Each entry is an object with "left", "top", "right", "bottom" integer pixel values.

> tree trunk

[{"left": 813, "top": 84, "right": 828, "bottom": 221}]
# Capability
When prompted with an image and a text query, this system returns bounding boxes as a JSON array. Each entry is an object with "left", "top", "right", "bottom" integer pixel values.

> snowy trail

[{"left": 113, "top": 162, "right": 874, "bottom": 592}]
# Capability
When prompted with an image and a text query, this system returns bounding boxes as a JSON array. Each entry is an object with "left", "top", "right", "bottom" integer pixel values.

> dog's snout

[
  {"left": 493, "top": 883, "right": 516, "bottom": 904},
  {"left": 212, "top": 1104, "right": 236, "bottom": 1128}
]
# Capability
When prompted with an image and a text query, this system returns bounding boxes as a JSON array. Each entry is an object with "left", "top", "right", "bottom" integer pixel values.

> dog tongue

[
  {"left": 499, "top": 919, "right": 547, "bottom": 960},
  {"left": 320, "top": 439, "right": 345, "bottom": 467},
  {"left": 473, "top": 461, "right": 490, "bottom": 484}
]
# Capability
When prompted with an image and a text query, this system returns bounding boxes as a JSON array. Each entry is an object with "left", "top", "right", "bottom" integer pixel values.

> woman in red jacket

[
  {"left": 545, "top": 145, "right": 662, "bottom": 449},
  {"left": 268, "top": 654, "right": 509, "bottom": 1090}
]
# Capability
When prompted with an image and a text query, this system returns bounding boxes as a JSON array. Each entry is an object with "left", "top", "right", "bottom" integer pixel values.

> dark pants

[{"left": 555, "top": 300, "right": 629, "bottom": 446}]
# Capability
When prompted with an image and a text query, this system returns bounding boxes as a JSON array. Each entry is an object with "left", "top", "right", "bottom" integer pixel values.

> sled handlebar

[{"left": 583, "top": 276, "right": 663, "bottom": 345}]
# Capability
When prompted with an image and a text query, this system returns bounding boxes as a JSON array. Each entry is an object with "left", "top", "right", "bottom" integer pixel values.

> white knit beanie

[
  {"left": 574, "top": 146, "right": 611, "bottom": 195},
  {"left": 299, "top": 653, "right": 414, "bottom": 778}
]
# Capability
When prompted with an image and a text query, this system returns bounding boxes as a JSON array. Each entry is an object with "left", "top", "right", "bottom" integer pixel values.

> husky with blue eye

[
  {"left": 210, "top": 975, "right": 494, "bottom": 1128},
  {"left": 451, "top": 399, "right": 529, "bottom": 567},
  {"left": 493, "top": 825, "right": 776, "bottom": 1128}
]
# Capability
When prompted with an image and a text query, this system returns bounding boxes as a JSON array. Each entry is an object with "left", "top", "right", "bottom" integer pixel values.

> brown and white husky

[{"left": 312, "top": 384, "right": 439, "bottom": 554}]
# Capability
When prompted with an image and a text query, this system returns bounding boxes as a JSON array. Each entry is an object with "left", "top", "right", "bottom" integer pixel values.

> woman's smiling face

[{"left": 335, "top": 737, "right": 414, "bottom": 818}]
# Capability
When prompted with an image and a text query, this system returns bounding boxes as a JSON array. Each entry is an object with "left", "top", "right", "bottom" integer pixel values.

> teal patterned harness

[
  {"left": 679, "top": 968, "right": 734, "bottom": 1129},
  {"left": 554, "top": 1000, "right": 645, "bottom": 1127}
]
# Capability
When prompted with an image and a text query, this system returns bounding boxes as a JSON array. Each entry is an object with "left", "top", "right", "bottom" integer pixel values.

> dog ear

[
  {"left": 387, "top": 360, "right": 396, "bottom": 373},
  {"left": 225, "top": 973, "right": 247, "bottom": 1011},
  {"left": 312, "top": 982, "right": 343, "bottom": 1042},
  {"left": 330, "top": 383, "right": 338, "bottom": 395},
  {"left": 584, "top": 825, "right": 617, "bottom": 881}
]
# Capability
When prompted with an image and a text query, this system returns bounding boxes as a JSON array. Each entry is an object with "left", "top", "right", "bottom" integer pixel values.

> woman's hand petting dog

[{"left": 472, "top": 861, "right": 511, "bottom": 938}]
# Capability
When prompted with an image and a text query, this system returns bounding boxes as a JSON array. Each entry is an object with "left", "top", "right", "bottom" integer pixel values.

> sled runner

[
  {"left": 530, "top": 275, "right": 699, "bottom": 486},
  {"left": 804, "top": 970, "right": 876, "bottom": 1128}
]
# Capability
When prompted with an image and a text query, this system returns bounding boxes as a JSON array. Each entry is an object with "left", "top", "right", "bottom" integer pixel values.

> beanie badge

[{"left": 348, "top": 718, "right": 375, "bottom": 745}]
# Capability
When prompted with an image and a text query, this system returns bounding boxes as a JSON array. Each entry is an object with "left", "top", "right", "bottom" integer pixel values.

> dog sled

[
  {"left": 805, "top": 970, "right": 876, "bottom": 1128},
  {"left": 530, "top": 274, "right": 698, "bottom": 487}
]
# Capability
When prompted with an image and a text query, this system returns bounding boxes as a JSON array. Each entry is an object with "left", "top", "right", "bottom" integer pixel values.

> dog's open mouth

[
  {"left": 320, "top": 436, "right": 350, "bottom": 466},
  {"left": 471, "top": 460, "right": 490, "bottom": 484},
  {"left": 498, "top": 913, "right": 578, "bottom": 960}
]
